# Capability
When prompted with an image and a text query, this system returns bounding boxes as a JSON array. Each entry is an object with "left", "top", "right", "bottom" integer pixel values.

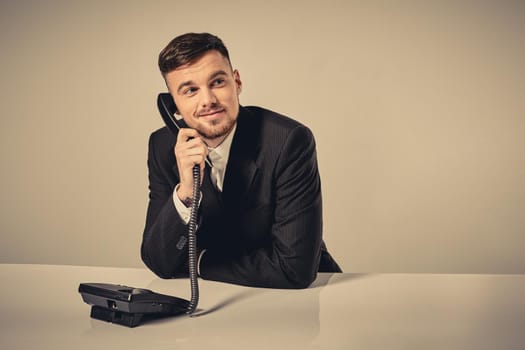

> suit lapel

[
  {"left": 171, "top": 163, "right": 180, "bottom": 183},
  {"left": 222, "top": 107, "right": 260, "bottom": 206}
]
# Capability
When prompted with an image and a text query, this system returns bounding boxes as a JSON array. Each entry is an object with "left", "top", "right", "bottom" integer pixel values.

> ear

[{"left": 233, "top": 69, "right": 242, "bottom": 95}]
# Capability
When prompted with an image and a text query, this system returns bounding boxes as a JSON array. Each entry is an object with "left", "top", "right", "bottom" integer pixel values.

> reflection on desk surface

[{"left": 1, "top": 264, "right": 525, "bottom": 350}]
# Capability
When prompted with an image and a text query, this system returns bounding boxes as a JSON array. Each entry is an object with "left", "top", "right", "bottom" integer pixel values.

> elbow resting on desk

[
  {"left": 140, "top": 243, "right": 181, "bottom": 280},
  {"left": 277, "top": 258, "right": 319, "bottom": 289},
  {"left": 196, "top": 249, "right": 320, "bottom": 289}
]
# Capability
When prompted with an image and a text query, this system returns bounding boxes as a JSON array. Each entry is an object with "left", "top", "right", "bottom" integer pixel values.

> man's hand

[{"left": 174, "top": 128, "right": 207, "bottom": 202}]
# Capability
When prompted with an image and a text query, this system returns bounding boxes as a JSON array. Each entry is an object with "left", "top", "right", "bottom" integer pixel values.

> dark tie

[{"left": 201, "top": 163, "right": 222, "bottom": 213}]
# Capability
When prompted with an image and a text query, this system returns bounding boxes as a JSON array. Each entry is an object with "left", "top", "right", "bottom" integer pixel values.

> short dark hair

[{"left": 158, "top": 32, "right": 231, "bottom": 75}]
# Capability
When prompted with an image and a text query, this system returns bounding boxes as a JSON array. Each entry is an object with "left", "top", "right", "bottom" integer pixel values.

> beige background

[{"left": 1, "top": 0, "right": 524, "bottom": 273}]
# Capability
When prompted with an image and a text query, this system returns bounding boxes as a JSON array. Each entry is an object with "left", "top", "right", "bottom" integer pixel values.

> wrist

[{"left": 176, "top": 186, "right": 193, "bottom": 207}]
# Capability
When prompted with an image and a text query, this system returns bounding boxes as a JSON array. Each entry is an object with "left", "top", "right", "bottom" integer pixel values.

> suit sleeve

[
  {"left": 140, "top": 133, "right": 189, "bottom": 278},
  {"left": 199, "top": 125, "right": 323, "bottom": 289}
]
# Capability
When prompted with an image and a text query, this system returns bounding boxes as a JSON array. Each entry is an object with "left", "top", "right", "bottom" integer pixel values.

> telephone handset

[
  {"left": 157, "top": 92, "right": 188, "bottom": 132},
  {"left": 78, "top": 93, "right": 202, "bottom": 327}
]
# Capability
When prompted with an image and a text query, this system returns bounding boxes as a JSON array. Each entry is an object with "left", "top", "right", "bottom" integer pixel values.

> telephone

[
  {"left": 78, "top": 283, "right": 189, "bottom": 327},
  {"left": 78, "top": 93, "right": 202, "bottom": 326}
]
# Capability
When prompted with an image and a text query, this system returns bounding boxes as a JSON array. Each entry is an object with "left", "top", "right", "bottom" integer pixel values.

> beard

[{"left": 196, "top": 115, "right": 236, "bottom": 141}]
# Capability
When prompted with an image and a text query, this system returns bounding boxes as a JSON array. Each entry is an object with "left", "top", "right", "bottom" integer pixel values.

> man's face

[{"left": 164, "top": 50, "right": 242, "bottom": 147}]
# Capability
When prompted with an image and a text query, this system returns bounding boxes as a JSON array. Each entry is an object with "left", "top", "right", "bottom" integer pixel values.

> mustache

[
  {"left": 196, "top": 103, "right": 226, "bottom": 117},
  {"left": 197, "top": 104, "right": 225, "bottom": 117}
]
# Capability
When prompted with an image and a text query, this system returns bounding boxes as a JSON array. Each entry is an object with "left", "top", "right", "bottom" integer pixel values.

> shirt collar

[{"left": 208, "top": 122, "right": 237, "bottom": 167}]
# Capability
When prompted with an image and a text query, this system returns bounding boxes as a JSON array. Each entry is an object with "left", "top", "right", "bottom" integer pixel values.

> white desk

[{"left": 1, "top": 264, "right": 524, "bottom": 350}]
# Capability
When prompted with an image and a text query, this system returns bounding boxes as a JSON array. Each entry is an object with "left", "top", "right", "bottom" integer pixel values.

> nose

[{"left": 200, "top": 87, "right": 218, "bottom": 108}]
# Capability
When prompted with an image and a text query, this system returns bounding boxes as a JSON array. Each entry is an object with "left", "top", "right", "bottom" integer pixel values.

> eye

[
  {"left": 183, "top": 87, "right": 198, "bottom": 95},
  {"left": 211, "top": 78, "right": 225, "bottom": 87}
]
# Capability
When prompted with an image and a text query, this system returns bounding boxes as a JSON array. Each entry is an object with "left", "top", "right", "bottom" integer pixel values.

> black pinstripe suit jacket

[{"left": 141, "top": 105, "right": 341, "bottom": 289}]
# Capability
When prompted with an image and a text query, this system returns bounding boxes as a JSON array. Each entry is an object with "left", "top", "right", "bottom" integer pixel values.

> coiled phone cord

[{"left": 186, "top": 164, "right": 201, "bottom": 314}]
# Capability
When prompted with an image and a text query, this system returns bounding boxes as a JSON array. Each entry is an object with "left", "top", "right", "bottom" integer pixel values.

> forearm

[
  {"left": 141, "top": 196, "right": 189, "bottom": 278},
  {"left": 143, "top": 131, "right": 193, "bottom": 278},
  {"left": 200, "top": 223, "right": 322, "bottom": 289}
]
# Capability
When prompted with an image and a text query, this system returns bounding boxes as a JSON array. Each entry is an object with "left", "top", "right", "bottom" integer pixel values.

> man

[{"left": 141, "top": 33, "right": 341, "bottom": 289}]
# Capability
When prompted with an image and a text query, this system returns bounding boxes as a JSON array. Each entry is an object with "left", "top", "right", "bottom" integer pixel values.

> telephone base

[
  {"left": 78, "top": 283, "right": 190, "bottom": 327},
  {"left": 90, "top": 305, "right": 146, "bottom": 327},
  {"left": 89, "top": 306, "right": 181, "bottom": 327}
]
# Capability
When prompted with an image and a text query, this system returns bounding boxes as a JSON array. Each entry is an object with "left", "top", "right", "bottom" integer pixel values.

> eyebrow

[{"left": 176, "top": 70, "right": 229, "bottom": 94}]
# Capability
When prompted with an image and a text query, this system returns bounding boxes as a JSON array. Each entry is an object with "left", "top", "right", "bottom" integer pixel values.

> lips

[{"left": 198, "top": 108, "right": 225, "bottom": 119}]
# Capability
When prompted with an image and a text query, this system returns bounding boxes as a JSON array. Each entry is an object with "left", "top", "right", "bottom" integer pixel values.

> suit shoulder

[
  {"left": 245, "top": 106, "right": 302, "bottom": 129},
  {"left": 243, "top": 106, "right": 305, "bottom": 130},
  {"left": 149, "top": 126, "right": 176, "bottom": 146},
  {"left": 238, "top": 106, "right": 316, "bottom": 163}
]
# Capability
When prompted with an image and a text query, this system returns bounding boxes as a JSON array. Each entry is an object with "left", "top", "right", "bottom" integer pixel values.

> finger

[
  {"left": 177, "top": 146, "right": 208, "bottom": 168},
  {"left": 176, "top": 128, "right": 199, "bottom": 143},
  {"left": 176, "top": 140, "right": 207, "bottom": 159},
  {"left": 175, "top": 134, "right": 207, "bottom": 150}
]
